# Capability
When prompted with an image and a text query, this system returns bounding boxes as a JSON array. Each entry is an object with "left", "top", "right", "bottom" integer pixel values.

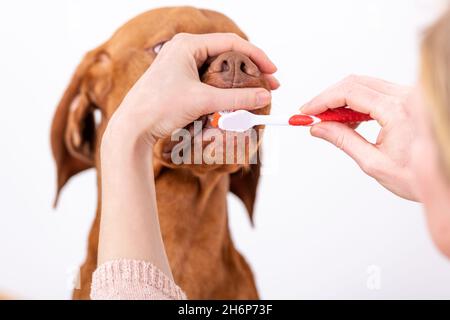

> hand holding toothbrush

[
  {"left": 301, "top": 75, "right": 418, "bottom": 201},
  {"left": 213, "top": 75, "right": 418, "bottom": 201}
]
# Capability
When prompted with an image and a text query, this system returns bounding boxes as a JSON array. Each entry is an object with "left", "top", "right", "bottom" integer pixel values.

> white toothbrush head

[{"left": 215, "top": 110, "right": 254, "bottom": 132}]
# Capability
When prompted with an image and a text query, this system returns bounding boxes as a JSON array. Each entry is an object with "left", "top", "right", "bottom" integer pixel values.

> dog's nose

[{"left": 208, "top": 51, "right": 261, "bottom": 84}]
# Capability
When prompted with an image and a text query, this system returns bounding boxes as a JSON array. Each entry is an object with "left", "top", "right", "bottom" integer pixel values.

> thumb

[
  {"left": 310, "top": 122, "right": 384, "bottom": 174},
  {"left": 199, "top": 84, "right": 271, "bottom": 113}
]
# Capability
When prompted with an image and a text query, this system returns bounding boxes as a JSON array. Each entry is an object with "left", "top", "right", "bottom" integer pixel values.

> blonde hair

[{"left": 421, "top": 7, "right": 450, "bottom": 178}]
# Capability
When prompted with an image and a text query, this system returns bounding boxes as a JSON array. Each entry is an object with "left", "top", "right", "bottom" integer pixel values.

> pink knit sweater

[{"left": 90, "top": 259, "right": 187, "bottom": 300}]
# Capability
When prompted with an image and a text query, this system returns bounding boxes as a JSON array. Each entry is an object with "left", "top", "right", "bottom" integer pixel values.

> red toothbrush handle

[
  {"left": 289, "top": 107, "right": 373, "bottom": 126},
  {"left": 316, "top": 107, "right": 372, "bottom": 122}
]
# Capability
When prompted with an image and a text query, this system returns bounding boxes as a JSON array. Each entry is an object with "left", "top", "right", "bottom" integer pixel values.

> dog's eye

[{"left": 152, "top": 41, "right": 166, "bottom": 54}]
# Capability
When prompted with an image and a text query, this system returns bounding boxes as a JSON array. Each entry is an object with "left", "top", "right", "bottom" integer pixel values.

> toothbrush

[{"left": 211, "top": 107, "right": 373, "bottom": 132}]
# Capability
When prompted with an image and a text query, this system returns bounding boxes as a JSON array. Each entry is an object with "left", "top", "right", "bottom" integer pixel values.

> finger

[
  {"left": 173, "top": 33, "right": 277, "bottom": 74},
  {"left": 301, "top": 76, "right": 405, "bottom": 113},
  {"left": 310, "top": 122, "right": 385, "bottom": 175},
  {"left": 264, "top": 74, "right": 280, "bottom": 90},
  {"left": 301, "top": 81, "right": 393, "bottom": 126},
  {"left": 197, "top": 84, "right": 271, "bottom": 114},
  {"left": 342, "top": 75, "right": 409, "bottom": 96}
]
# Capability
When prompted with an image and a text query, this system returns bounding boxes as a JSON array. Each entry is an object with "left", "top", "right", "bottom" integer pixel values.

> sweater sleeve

[{"left": 90, "top": 259, "right": 187, "bottom": 300}]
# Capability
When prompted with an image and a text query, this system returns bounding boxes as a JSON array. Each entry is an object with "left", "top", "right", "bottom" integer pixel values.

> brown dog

[{"left": 51, "top": 6, "right": 271, "bottom": 299}]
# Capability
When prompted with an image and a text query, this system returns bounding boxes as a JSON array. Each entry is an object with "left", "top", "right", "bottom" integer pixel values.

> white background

[{"left": 1, "top": 0, "right": 450, "bottom": 299}]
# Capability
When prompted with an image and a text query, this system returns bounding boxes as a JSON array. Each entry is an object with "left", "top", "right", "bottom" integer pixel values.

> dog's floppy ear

[
  {"left": 51, "top": 48, "right": 111, "bottom": 206},
  {"left": 229, "top": 162, "right": 261, "bottom": 224}
]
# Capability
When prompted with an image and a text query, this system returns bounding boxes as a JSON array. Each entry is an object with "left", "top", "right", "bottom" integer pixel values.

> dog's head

[{"left": 51, "top": 7, "right": 270, "bottom": 217}]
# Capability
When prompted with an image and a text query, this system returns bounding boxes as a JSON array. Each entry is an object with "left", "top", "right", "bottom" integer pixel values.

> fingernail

[
  {"left": 256, "top": 90, "right": 271, "bottom": 107},
  {"left": 273, "top": 77, "right": 281, "bottom": 88},
  {"left": 299, "top": 103, "right": 309, "bottom": 113},
  {"left": 271, "top": 62, "right": 278, "bottom": 72}
]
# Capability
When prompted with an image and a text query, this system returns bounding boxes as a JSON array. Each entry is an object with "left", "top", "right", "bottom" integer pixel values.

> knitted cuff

[{"left": 91, "top": 259, "right": 187, "bottom": 300}]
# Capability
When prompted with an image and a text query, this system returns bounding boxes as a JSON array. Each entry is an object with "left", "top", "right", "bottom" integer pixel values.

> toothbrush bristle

[
  {"left": 219, "top": 110, "right": 253, "bottom": 132},
  {"left": 211, "top": 112, "right": 221, "bottom": 128}
]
